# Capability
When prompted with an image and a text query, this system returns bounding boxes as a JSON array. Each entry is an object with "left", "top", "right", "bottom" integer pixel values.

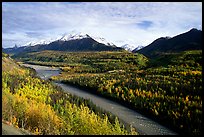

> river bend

[{"left": 22, "top": 63, "right": 177, "bottom": 135}]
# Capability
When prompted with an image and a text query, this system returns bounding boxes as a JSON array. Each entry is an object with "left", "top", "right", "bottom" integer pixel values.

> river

[{"left": 21, "top": 63, "right": 177, "bottom": 135}]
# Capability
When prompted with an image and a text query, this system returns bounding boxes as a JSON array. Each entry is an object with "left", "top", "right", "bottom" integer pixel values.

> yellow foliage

[
  {"left": 2, "top": 59, "right": 136, "bottom": 135},
  {"left": 191, "top": 71, "right": 201, "bottom": 75},
  {"left": 25, "top": 100, "right": 62, "bottom": 135}
]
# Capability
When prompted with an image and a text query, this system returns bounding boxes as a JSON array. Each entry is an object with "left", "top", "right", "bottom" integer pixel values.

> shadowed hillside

[{"left": 135, "top": 28, "right": 202, "bottom": 59}]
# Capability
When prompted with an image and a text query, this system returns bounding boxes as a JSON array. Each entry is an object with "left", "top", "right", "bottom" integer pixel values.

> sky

[{"left": 2, "top": 2, "right": 202, "bottom": 49}]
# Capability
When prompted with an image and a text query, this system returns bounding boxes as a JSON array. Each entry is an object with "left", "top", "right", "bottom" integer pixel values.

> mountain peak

[
  {"left": 121, "top": 44, "right": 136, "bottom": 52},
  {"left": 189, "top": 28, "right": 199, "bottom": 32},
  {"left": 60, "top": 32, "right": 90, "bottom": 41}
]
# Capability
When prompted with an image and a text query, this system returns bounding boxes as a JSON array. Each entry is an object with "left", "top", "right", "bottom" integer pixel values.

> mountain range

[
  {"left": 3, "top": 28, "right": 202, "bottom": 56},
  {"left": 134, "top": 28, "right": 202, "bottom": 58},
  {"left": 3, "top": 32, "right": 124, "bottom": 54}
]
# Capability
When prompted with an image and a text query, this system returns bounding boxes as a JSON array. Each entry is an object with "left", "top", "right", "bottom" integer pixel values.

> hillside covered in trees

[
  {"left": 12, "top": 50, "right": 202, "bottom": 135},
  {"left": 2, "top": 52, "right": 137, "bottom": 135}
]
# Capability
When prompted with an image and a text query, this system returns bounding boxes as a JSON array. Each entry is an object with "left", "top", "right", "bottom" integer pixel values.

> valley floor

[{"left": 22, "top": 63, "right": 177, "bottom": 135}]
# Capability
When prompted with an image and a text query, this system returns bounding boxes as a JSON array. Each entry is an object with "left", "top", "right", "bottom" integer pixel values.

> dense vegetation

[
  {"left": 13, "top": 50, "right": 148, "bottom": 71},
  {"left": 12, "top": 50, "right": 203, "bottom": 135},
  {"left": 2, "top": 54, "right": 137, "bottom": 135}
]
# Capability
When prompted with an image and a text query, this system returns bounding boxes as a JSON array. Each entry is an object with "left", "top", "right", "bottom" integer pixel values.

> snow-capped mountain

[
  {"left": 59, "top": 32, "right": 90, "bottom": 41},
  {"left": 22, "top": 32, "right": 116, "bottom": 48},
  {"left": 23, "top": 37, "right": 60, "bottom": 47},
  {"left": 4, "top": 32, "right": 124, "bottom": 54},
  {"left": 22, "top": 32, "right": 90, "bottom": 47},
  {"left": 120, "top": 44, "right": 136, "bottom": 52},
  {"left": 23, "top": 40, "right": 49, "bottom": 47},
  {"left": 23, "top": 41, "right": 38, "bottom": 47},
  {"left": 132, "top": 45, "right": 144, "bottom": 52},
  {"left": 92, "top": 37, "right": 116, "bottom": 47},
  {"left": 59, "top": 32, "right": 116, "bottom": 47}
]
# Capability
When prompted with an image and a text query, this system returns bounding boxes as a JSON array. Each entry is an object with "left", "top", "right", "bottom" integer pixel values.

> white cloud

[{"left": 2, "top": 2, "right": 202, "bottom": 48}]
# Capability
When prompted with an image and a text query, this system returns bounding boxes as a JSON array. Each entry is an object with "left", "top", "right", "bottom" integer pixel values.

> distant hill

[
  {"left": 134, "top": 28, "right": 202, "bottom": 58},
  {"left": 3, "top": 33, "right": 124, "bottom": 55}
]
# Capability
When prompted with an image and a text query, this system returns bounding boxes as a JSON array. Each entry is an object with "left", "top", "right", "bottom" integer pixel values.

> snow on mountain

[
  {"left": 120, "top": 44, "right": 145, "bottom": 52},
  {"left": 22, "top": 41, "right": 37, "bottom": 47},
  {"left": 22, "top": 32, "right": 90, "bottom": 46},
  {"left": 59, "top": 32, "right": 90, "bottom": 41},
  {"left": 120, "top": 44, "right": 136, "bottom": 52},
  {"left": 133, "top": 45, "right": 144, "bottom": 51},
  {"left": 60, "top": 32, "right": 116, "bottom": 47},
  {"left": 92, "top": 37, "right": 116, "bottom": 47},
  {"left": 22, "top": 32, "right": 117, "bottom": 48},
  {"left": 22, "top": 38, "right": 57, "bottom": 46}
]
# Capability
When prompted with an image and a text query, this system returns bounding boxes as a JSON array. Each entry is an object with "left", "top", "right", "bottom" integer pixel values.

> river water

[{"left": 21, "top": 63, "right": 177, "bottom": 135}]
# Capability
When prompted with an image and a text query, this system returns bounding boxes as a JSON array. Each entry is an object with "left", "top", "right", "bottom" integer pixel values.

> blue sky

[{"left": 2, "top": 2, "right": 202, "bottom": 48}]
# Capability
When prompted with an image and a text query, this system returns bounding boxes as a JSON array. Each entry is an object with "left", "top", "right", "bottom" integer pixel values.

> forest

[
  {"left": 11, "top": 50, "right": 202, "bottom": 135},
  {"left": 2, "top": 53, "right": 137, "bottom": 135}
]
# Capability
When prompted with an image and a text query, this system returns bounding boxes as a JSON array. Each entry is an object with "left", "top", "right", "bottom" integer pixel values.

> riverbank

[{"left": 21, "top": 63, "right": 177, "bottom": 135}]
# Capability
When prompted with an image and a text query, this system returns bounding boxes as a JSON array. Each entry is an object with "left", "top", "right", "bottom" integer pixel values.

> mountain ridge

[
  {"left": 21, "top": 32, "right": 117, "bottom": 47},
  {"left": 134, "top": 28, "right": 202, "bottom": 58},
  {"left": 3, "top": 33, "right": 124, "bottom": 54}
]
